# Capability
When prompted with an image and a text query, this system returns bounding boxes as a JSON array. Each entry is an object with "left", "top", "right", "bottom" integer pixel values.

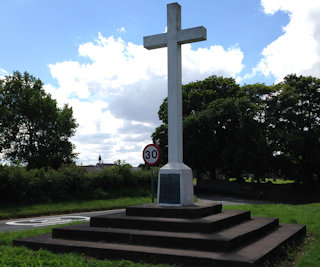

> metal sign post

[
  {"left": 143, "top": 144, "right": 160, "bottom": 203},
  {"left": 151, "top": 166, "right": 155, "bottom": 203}
]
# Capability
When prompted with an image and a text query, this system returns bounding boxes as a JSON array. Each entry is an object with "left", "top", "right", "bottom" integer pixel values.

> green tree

[
  {"left": 265, "top": 74, "right": 320, "bottom": 184},
  {"left": 153, "top": 76, "right": 271, "bottom": 181},
  {"left": 0, "top": 71, "right": 78, "bottom": 169},
  {"left": 223, "top": 83, "right": 274, "bottom": 180}
]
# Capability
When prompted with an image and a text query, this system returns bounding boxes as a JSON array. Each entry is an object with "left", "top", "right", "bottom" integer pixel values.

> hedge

[{"left": 0, "top": 164, "right": 154, "bottom": 204}]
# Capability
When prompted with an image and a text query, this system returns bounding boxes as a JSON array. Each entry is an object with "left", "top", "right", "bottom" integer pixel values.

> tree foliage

[
  {"left": 265, "top": 75, "right": 320, "bottom": 184},
  {"left": 152, "top": 74, "right": 320, "bottom": 184},
  {"left": 0, "top": 71, "right": 78, "bottom": 169}
]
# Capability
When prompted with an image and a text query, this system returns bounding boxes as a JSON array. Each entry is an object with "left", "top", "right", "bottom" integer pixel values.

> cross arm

[
  {"left": 144, "top": 33, "right": 167, "bottom": 50},
  {"left": 178, "top": 26, "right": 207, "bottom": 44}
]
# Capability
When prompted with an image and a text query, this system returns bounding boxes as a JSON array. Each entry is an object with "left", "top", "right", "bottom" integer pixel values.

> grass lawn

[
  {"left": 223, "top": 203, "right": 320, "bottom": 266},
  {"left": 0, "top": 200, "right": 319, "bottom": 266},
  {"left": 0, "top": 196, "right": 151, "bottom": 220},
  {"left": 228, "top": 177, "right": 295, "bottom": 184},
  {"left": 0, "top": 195, "right": 198, "bottom": 220},
  {"left": 0, "top": 224, "right": 169, "bottom": 267}
]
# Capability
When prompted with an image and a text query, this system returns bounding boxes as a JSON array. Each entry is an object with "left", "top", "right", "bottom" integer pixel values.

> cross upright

[
  {"left": 144, "top": 2, "right": 206, "bottom": 164},
  {"left": 144, "top": 3, "right": 207, "bottom": 206}
]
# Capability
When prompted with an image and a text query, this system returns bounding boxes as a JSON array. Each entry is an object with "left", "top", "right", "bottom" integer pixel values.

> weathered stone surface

[
  {"left": 13, "top": 203, "right": 306, "bottom": 266},
  {"left": 126, "top": 202, "right": 222, "bottom": 218}
]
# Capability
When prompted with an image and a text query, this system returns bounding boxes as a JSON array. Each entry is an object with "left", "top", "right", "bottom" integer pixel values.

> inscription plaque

[{"left": 159, "top": 174, "right": 180, "bottom": 204}]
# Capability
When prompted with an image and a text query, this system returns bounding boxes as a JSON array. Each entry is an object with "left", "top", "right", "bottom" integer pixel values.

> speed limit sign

[{"left": 143, "top": 144, "right": 160, "bottom": 166}]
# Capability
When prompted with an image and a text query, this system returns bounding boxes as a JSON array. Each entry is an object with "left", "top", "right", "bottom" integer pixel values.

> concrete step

[
  {"left": 52, "top": 217, "right": 279, "bottom": 252},
  {"left": 90, "top": 209, "right": 251, "bottom": 233},
  {"left": 125, "top": 202, "right": 222, "bottom": 218},
  {"left": 13, "top": 223, "right": 306, "bottom": 266}
]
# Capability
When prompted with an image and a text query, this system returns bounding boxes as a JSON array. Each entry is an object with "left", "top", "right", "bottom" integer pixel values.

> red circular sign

[{"left": 143, "top": 144, "right": 160, "bottom": 166}]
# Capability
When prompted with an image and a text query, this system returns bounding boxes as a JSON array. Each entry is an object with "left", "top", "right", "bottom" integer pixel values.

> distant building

[
  {"left": 80, "top": 155, "right": 114, "bottom": 172},
  {"left": 79, "top": 155, "right": 141, "bottom": 172}
]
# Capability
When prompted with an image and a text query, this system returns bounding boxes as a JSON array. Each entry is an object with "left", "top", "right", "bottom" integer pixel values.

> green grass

[
  {"left": 0, "top": 246, "right": 171, "bottom": 267},
  {"left": 223, "top": 203, "right": 320, "bottom": 266},
  {"left": 0, "top": 196, "right": 151, "bottom": 219},
  {"left": 0, "top": 224, "right": 173, "bottom": 267},
  {"left": 0, "top": 193, "right": 196, "bottom": 220},
  {"left": 228, "top": 177, "right": 295, "bottom": 184}
]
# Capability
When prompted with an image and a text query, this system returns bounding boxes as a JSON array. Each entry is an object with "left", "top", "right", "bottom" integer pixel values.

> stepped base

[
  {"left": 13, "top": 203, "right": 306, "bottom": 266},
  {"left": 126, "top": 202, "right": 222, "bottom": 218}
]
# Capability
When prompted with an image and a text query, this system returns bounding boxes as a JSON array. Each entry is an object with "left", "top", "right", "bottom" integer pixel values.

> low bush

[
  {"left": 0, "top": 164, "right": 152, "bottom": 204},
  {"left": 0, "top": 166, "right": 29, "bottom": 203}
]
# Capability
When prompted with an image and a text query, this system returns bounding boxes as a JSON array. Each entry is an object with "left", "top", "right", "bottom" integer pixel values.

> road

[
  {"left": 0, "top": 209, "right": 123, "bottom": 233},
  {"left": 0, "top": 194, "right": 273, "bottom": 233}
]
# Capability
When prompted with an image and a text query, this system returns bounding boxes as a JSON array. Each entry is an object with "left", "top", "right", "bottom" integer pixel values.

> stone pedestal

[
  {"left": 14, "top": 202, "right": 306, "bottom": 266},
  {"left": 157, "top": 163, "right": 194, "bottom": 206}
]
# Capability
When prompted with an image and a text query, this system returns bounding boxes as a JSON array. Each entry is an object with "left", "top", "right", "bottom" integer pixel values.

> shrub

[
  {"left": 0, "top": 164, "right": 152, "bottom": 204},
  {"left": 0, "top": 166, "right": 29, "bottom": 203}
]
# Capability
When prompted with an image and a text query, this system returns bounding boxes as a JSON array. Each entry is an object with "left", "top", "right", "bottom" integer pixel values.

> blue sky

[{"left": 1, "top": 0, "right": 320, "bottom": 166}]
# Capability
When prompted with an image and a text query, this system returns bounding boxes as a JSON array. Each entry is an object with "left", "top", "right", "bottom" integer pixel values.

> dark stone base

[
  {"left": 126, "top": 202, "right": 222, "bottom": 218},
  {"left": 14, "top": 203, "right": 306, "bottom": 266}
]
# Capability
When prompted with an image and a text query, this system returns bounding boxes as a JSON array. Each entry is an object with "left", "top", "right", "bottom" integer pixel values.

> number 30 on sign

[{"left": 143, "top": 144, "right": 160, "bottom": 166}]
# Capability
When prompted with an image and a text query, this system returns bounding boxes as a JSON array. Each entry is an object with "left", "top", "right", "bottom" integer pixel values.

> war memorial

[{"left": 14, "top": 3, "right": 306, "bottom": 266}]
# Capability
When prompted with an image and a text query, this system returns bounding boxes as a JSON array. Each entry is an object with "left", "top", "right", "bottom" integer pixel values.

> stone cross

[
  {"left": 144, "top": 2, "right": 206, "bottom": 164},
  {"left": 144, "top": 3, "right": 206, "bottom": 206}
]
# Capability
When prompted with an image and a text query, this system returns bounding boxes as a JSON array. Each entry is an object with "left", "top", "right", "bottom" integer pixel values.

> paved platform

[{"left": 14, "top": 203, "right": 306, "bottom": 266}]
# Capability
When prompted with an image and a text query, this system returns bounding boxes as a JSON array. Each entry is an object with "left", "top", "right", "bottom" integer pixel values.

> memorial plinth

[
  {"left": 14, "top": 203, "right": 306, "bottom": 266},
  {"left": 157, "top": 163, "right": 194, "bottom": 206},
  {"left": 144, "top": 3, "right": 206, "bottom": 206}
]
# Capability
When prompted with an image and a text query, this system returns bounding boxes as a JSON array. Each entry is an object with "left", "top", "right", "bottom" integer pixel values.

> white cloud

[
  {"left": 256, "top": 0, "right": 320, "bottom": 82},
  {"left": 117, "top": 27, "right": 126, "bottom": 33},
  {"left": 0, "top": 68, "right": 9, "bottom": 79},
  {"left": 183, "top": 44, "right": 244, "bottom": 83},
  {"left": 45, "top": 33, "right": 244, "bottom": 166}
]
